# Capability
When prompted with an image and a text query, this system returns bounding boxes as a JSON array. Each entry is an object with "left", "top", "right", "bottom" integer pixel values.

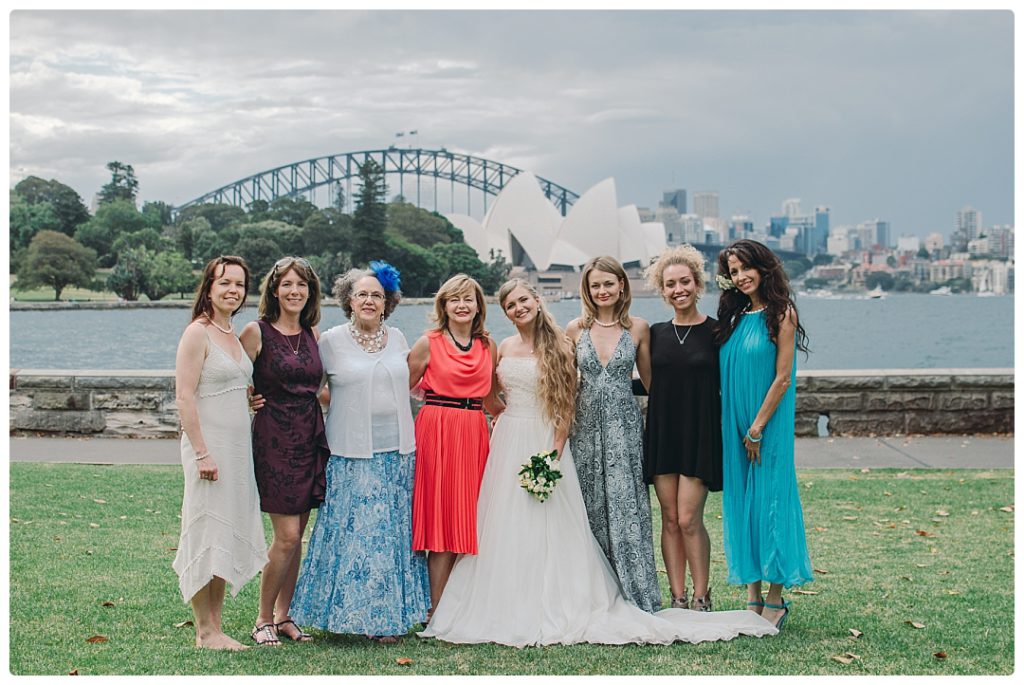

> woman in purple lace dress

[{"left": 240, "top": 256, "right": 330, "bottom": 646}]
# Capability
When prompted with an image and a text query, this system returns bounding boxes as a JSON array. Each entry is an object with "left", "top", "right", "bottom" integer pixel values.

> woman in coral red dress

[{"left": 408, "top": 274, "right": 504, "bottom": 618}]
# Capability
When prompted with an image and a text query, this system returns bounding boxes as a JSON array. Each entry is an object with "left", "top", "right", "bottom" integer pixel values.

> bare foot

[{"left": 197, "top": 631, "right": 249, "bottom": 651}]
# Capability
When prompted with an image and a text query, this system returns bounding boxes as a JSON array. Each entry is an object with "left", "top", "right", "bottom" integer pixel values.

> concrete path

[{"left": 6, "top": 435, "right": 1014, "bottom": 469}]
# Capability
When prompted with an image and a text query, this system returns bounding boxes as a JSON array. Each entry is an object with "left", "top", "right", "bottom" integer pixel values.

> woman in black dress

[
  {"left": 644, "top": 244, "right": 722, "bottom": 612},
  {"left": 239, "top": 256, "right": 330, "bottom": 645}
]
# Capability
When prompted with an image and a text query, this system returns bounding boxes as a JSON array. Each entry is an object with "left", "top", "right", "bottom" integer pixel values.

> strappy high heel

[
  {"left": 670, "top": 590, "right": 690, "bottom": 610},
  {"left": 763, "top": 598, "right": 791, "bottom": 629},
  {"left": 746, "top": 597, "right": 765, "bottom": 613},
  {"left": 691, "top": 588, "right": 712, "bottom": 612}
]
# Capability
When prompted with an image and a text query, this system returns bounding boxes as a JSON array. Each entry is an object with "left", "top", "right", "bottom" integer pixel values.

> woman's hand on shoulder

[{"left": 238, "top": 321, "right": 262, "bottom": 361}]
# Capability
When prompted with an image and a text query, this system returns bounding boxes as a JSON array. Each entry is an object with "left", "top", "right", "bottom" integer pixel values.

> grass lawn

[
  {"left": 8, "top": 463, "right": 1014, "bottom": 675},
  {"left": 8, "top": 273, "right": 193, "bottom": 303}
]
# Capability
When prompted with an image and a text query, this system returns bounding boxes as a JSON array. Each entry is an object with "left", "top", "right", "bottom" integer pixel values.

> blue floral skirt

[{"left": 289, "top": 450, "right": 430, "bottom": 636}]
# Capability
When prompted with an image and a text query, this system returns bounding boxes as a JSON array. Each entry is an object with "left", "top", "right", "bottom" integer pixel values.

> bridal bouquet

[{"left": 518, "top": 449, "right": 562, "bottom": 502}]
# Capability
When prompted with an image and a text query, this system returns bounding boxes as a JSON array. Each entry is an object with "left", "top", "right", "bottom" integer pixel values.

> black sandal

[
  {"left": 251, "top": 623, "right": 281, "bottom": 646},
  {"left": 275, "top": 619, "right": 313, "bottom": 643}
]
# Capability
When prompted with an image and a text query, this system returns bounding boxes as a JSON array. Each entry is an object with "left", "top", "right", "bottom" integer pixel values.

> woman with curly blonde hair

[
  {"left": 420, "top": 278, "right": 778, "bottom": 646},
  {"left": 643, "top": 244, "right": 722, "bottom": 613}
]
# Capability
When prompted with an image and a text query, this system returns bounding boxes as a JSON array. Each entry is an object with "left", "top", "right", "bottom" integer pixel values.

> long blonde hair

[
  {"left": 579, "top": 255, "right": 632, "bottom": 329},
  {"left": 497, "top": 278, "right": 576, "bottom": 435},
  {"left": 430, "top": 274, "right": 488, "bottom": 339}
]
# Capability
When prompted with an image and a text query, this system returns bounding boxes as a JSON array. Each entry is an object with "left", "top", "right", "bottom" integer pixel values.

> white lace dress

[
  {"left": 419, "top": 356, "right": 778, "bottom": 647},
  {"left": 172, "top": 334, "right": 269, "bottom": 602}
]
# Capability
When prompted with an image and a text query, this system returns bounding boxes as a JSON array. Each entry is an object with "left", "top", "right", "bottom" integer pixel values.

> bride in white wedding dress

[{"left": 419, "top": 279, "right": 777, "bottom": 647}]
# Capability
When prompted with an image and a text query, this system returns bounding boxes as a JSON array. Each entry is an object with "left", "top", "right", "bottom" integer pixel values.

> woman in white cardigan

[{"left": 288, "top": 262, "right": 430, "bottom": 643}]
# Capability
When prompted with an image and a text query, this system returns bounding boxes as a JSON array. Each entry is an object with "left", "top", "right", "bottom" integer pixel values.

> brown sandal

[
  {"left": 251, "top": 623, "right": 281, "bottom": 646},
  {"left": 275, "top": 619, "right": 313, "bottom": 643}
]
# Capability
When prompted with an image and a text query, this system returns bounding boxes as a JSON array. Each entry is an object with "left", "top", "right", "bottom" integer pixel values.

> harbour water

[{"left": 8, "top": 293, "right": 1013, "bottom": 371}]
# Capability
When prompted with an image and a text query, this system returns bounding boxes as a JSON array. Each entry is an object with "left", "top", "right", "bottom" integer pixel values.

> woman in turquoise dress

[{"left": 716, "top": 239, "right": 813, "bottom": 631}]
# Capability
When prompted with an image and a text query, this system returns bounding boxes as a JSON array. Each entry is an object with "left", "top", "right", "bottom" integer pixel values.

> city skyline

[{"left": 8, "top": 9, "right": 1015, "bottom": 239}]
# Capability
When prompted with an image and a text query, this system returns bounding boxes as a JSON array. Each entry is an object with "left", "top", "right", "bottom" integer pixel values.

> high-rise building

[
  {"left": 857, "top": 219, "right": 890, "bottom": 249},
  {"left": 728, "top": 214, "right": 754, "bottom": 241},
  {"left": 986, "top": 225, "right": 1014, "bottom": 260},
  {"left": 897, "top": 235, "right": 922, "bottom": 253},
  {"left": 782, "top": 198, "right": 802, "bottom": 218},
  {"left": 661, "top": 189, "right": 686, "bottom": 214},
  {"left": 925, "top": 232, "right": 944, "bottom": 252},
  {"left": 955, "top": 205, "right": 982, "bottom": 241},
  {"left": 692, "top": 191, "right": 719, "bottom": 219}
]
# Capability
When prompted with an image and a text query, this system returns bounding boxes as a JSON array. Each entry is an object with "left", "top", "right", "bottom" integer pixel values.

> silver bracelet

[
  {"left": 744, "top": 431, "right": 762, "bottom": 443},
  {"left": 194, "top": 451, "right": 210, "bottom": 461}
]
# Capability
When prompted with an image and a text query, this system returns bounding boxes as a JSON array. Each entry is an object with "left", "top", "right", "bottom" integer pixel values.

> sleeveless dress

[
  {"left": 251, "top": 320, "right": 330, "bottom": 514},
  {"left": 719, "top": 309, "right": 813, "bottom": 588},
  {"left": 420, "top": 356, "right": 778, "bottom": 647},
  {"left": 569, "top": 329, "right": 661, "bottom": 613},
  {"left": 412, "top": 330, "right": 492, "bottom": 554},
  {"left": 644, "top": 318, "right": 723, "bottom": 490},
  {"left": 172, "top": 331, "right": 269, "bottom": 602}
]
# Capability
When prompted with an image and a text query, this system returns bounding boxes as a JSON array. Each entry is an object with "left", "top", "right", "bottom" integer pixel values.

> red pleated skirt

[{"left": 412, "top": 404, "right": 490, "bottom": 554}]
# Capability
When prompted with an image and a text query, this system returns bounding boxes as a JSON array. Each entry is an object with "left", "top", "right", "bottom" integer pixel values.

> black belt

[{"left": 424, "top": 392, "right": 483, "bottom": 411}]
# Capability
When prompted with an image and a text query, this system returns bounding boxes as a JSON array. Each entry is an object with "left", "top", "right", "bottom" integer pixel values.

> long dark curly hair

[{"left": 714, "top": 239, "right": 809, "bottom": 354}]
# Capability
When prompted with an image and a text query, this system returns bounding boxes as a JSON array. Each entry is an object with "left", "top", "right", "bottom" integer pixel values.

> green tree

[
  {"left": 234, "top": 234, "right": 283, "bottom": 290},
  {"left": 886, "top": 255, "right": 899, "bottom": 269},
  {"left": 803, "top": 277, "right": 830, "bottom": 290},
  {"left": 268, "top": 196, "right": 318, "bottom": 227},
  {"left": 238, "top": 220, "right": 304, "bottom": 258},
  {"left": 430, "top": 242, "right": 492, "bottom": 287},
  {"left": 9, "top": 192, "right": 61, "bottom": 257},
  {"left": 783, "top": 258, "right": 812, "bottom": 281},
  {"left": 865, "top": 271, "right": 895, "bottom": 291},
  {"left": 916, "top": 247, "right": 930, "bottom": 259},
  {"left": 143, "top": 252, "right": 197, "bottom": 300},
  {"left": 308, "top": 251, "right": 353, "bottom": 290},
  {"left": 387, "top": 202, "right": 461, "bottom": 247},
  {"left": 482, "top": 249, "right": 513, "bottom": 294},
  {"left": 175, "top": 203, "right": 247, "bottom": 232},
  {"left": 141, "top": 201, "right": 173, "bottom": 230},
  {"left": 192, "top": 227, "right": 231, "bottom": 264},
  {"left": 247, "top": 199, "right": 271, "bottom": 222},
  {"left": 107, "top": 247, "right": 149, "bottom": 301},
  {"left": 97, "top": 161, "right": 139, "bottom": 205},
  {"left": 384, "top": 234, "right": 445, "bottom": 297},
  {"left": 13, "top": 176, "right": 90, "bottom": 236},
  {"left": 303, "top": 210, "right": 351, "bottom": 256},
  {"left": 351, "top": 160, "right": 390, "bottom": 266},
  {"left": 812, "top": 253, "right": 834, "bottom": 266},
  {"left": 75, "top": 200, "right": 150, "bottom": 266},
  {"left": 14, "top": 231, "right": 97, "bottom": 301}
]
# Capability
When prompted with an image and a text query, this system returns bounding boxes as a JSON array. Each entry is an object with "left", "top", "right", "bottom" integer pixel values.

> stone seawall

[{"left": 9, "top": 368, "right": 1013, "bottom": 439}]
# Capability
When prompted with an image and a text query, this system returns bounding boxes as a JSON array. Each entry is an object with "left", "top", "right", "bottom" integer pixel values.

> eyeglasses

[{"left": 353, "top": 291, "right": 385, "bottom": 302}]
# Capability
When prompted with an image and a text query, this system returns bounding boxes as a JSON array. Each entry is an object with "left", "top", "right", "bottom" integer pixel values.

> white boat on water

[
  {"left": 930, "top": 286, "right": 953, "bottom": 296},
  {"left": 866, "top": 287, "right": 885, "bottom": 299}
]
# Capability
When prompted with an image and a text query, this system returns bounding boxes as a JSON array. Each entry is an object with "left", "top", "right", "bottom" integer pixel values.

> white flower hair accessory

[{"left": 716, "top": 274, "right": 737, "bottom": 291}]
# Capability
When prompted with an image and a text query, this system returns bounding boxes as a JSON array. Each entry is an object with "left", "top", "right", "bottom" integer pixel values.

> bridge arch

[{"left": 173, "top": 148, "right": 580, "bottom": 217}]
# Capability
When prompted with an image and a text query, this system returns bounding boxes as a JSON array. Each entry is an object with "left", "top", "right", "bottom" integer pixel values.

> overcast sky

[{"left": 8, "top": 9, "right": 1014, "bottom": 238}]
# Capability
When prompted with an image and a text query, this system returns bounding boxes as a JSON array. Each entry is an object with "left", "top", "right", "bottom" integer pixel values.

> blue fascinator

[{"left": 369, "top": 260, "right": 402, "bottom": 293}]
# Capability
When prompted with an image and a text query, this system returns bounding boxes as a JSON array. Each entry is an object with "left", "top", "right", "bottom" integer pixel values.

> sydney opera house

[{"left": 446, "top": 172, "right": 667, "bottom": 297}]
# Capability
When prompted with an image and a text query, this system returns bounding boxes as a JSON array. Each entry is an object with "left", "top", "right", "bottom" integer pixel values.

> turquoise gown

[{"left": 719, "top": 309, "right": 813, "bottom": 588}]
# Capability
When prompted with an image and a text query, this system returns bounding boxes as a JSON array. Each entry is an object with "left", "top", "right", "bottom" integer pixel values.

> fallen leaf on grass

[
  {"left": 793, "top": 589, "right": 818, "bottom": 595},
  {"left": 997, "top": 505, "right": 1014, "bottom": 513},
  {"left": 849, "top": 629, "right": 863, "bottom": 638},
  {"left": 813, "top": 568, "right": 829, "bottom": 575},
  {"left": 915, "top": 530, "right": 933, "bottom": 537},
  {"left": 944, "top": 590, "right": 960, "bottom": 595},
  {"left": 93, "top": 499, "right": 106, "bottom": 504},
  {"left": 173, "top": 620, "right": 194, "bottom": 628},
  {"left": 89, "top": 523, "right": 100, "bottom": 529},
  {"left": 935, "top": 510, "right": 949, "bottom": 517},
  {"left": 934, "top": 651, "right": 948, "bottom": 659},
  {"left": 900, "top": 576, "right": 913, "bottom": 581},
  {"left": 814, "top": 526, "right": 828, "bottom": 532},
  {"left": 916, "top": 563, "right": 927, "bottom": 568},
  {"left": 69, "top": 669, "right": 79, "bottom": 675},
  {"left": 85, "top": 635, "right": 108, "bottom": 644},
  {"left": 906, "top": 621, "right": 925, "bottom": 629},
  {"left": 860, "top": 468, "right": 871, "bottom": 473},
  {"left": 101, "top": 601, "right": 115, "bottom": 607},
  {"left": 395, "top": 657, "right": 413, "bottom": 666},
  {"left": 831, "top": 652, "right": 861, "bottom": 665},
  {"left": 937, "top": 570, "right": 951, "bottom": 576},
  {"left": 842, "top": 516, "right": 858, "bottom": 521},
  {"left": 883, "top": 491, "right": 893, "bottom": 497}
]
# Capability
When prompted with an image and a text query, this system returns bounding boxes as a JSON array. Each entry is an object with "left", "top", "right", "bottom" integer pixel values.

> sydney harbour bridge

[{"left": 173, "top": 147, "right": 796, "bottom": 263}]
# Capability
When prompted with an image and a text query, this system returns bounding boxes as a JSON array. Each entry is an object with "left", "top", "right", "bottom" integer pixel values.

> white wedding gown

[{"left": 419, "top": 356, "right": 778, "bottom": 647}]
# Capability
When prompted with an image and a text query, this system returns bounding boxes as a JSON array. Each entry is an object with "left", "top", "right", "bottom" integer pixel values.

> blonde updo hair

[
  {"left": 497, "top": 278, "right": 576, "bottom": 435},
  {"left": 645, "top": 244, "right": 707, "bottom": 299}
]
